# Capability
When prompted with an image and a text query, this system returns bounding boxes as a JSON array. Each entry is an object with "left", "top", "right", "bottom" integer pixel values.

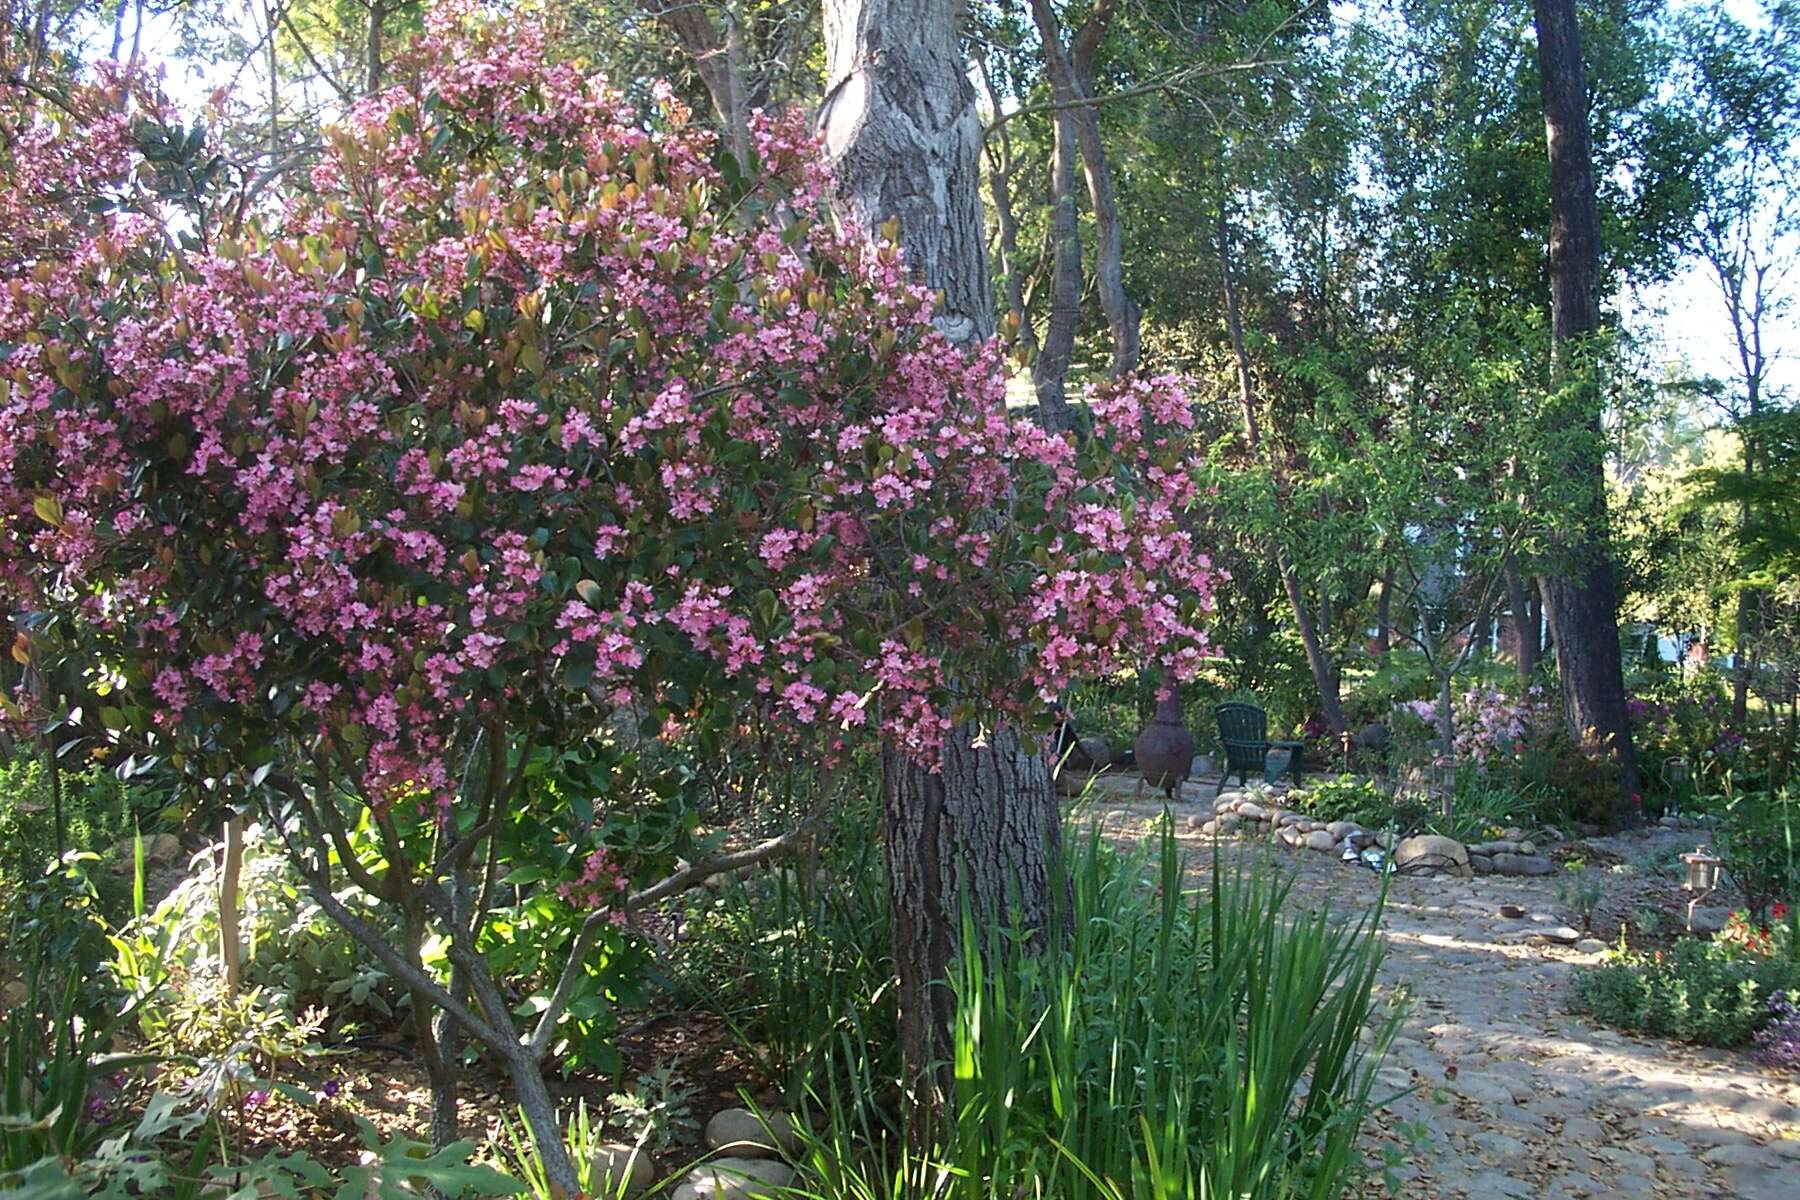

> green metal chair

[{"left": 1214, "top": 702, "right": 1306, "bottom": 794}]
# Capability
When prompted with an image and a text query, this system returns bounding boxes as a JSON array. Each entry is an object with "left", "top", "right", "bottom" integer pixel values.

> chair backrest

[{"left": 1214, "top": 702, "right": 1269, "bottom": 745}]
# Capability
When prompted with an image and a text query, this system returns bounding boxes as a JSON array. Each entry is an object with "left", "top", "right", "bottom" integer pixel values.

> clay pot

[{"left": 1133, "top": 666, "right": 1194, "bottom": 798}]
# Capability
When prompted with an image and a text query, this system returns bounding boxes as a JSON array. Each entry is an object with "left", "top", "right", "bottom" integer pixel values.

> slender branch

[{"left": 526, "top": 817, "right": 820, "bottom": 1061}]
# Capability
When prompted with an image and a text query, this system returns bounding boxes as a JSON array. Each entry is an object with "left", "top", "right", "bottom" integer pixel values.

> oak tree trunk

[
  {"left": 1032, "top": 0, "right": 1139, "bottom": 376},
  {"left": 819, "top": 0, "right": 992, "bottom": 344},
  {"left": 820, "top": 0, "right": 1061, "bottom": 1139},
  {"left": 1032, "top": 101, "right": 1082, "bottom": 433},
  {"left": 1532, "top": 0, "right": 1640, "bottom": 799},
  {"left": 1503, "top": 560, "right": 1540, "bottom": 684},
  {"left": 880, "top": 726, "right": 1061, "bottom": 1130},
  {"left": 645, "top": 0, "right": 753, "bottom": 167}
]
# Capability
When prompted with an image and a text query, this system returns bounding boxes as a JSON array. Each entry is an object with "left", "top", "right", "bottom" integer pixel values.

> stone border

[{"left": 1188, "top": 789, "right": 1560, "bottom": 878}]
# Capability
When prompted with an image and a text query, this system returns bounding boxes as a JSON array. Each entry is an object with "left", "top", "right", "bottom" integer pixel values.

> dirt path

[{"left": 1078, "top": 776, "right": 1800, "bottom": 1200}]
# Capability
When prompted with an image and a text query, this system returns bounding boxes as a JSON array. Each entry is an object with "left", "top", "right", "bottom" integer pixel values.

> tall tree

[
  {"left": 817, "top": 0, "right": 1063, "bottom": 1132},
  {"left": 1533, "top": 0, "right": 1640, "bottom": 797},
  {"left": 1671, "top": 0, "right": 1800, "bottom": 723}
]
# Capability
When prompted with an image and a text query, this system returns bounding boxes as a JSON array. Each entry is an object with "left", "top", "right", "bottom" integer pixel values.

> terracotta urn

[{"left": 1134, "top": 665, "right": 1194, "bottom": 798}]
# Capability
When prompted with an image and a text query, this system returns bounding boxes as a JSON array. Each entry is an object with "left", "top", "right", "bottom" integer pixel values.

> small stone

[
  {"left": 1305, "top": 829, "right": 1339, "bottom": 852},
  {"left": 1470, "top": 855, "right": 1494, "bottom": 875},
  {"left": 1326, "top": 821, "right": 1363, "bottom": 840},
  {"left": 1279, "top": 827, "right": 1304, "bottom": 848},
  {"left": 1575, "top": 938, "right": 1608, "bottom": 954},
  {"left": 1213, "top": 797, "right": 1239, "bottom": 814},
  {"left": 1218, "top": 814, "right": 1240, "bottom": 834},
  {"left": 1689, "top": 906, "right": 1732, "bottom": 934},
  {"left": 1701, "top": 1141, "right": 1779, "bottom": 1168},
  {"left": 592, "top": 1144, "right": 656, "bottom": 1195},
  {"left": 1518, "top": 840, "right": 1536, "bottom": 856},
  {"left": 1498, "top": 903, "right": 1527, "bottom": 919},
  {"left": 1462, "top": 1170, "right": 1533, "bottom": 1199},
  {"left": 1237, "top": 801, "right": 1267, "bottom": 820},
  {"left": 704, "top": 1108, "right": 801, "bottom": 1159},
  {"left": 671, "top": 1159, "right": 795, "bottom": 1200}
]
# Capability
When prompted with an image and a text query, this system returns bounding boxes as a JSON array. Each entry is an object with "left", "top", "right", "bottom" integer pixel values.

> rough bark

[
  {"left": 881, "top": 726, "right": 1059, "bottom": 1130},
  {"left": 1532, "top": 0, "right": 1640, "bottom": 798},
  {"left": 1218, "top": 211, "right": 1346, "bottom": 733},
  {"left": 820, "top": 0, "right": 1061, "bottom": 1141},
  {"left": 1503, "top": 559, "right": 1539, "bottom": 683},
  {"left": 819, "top": 0, "right": 993, "bottom": 345},
  {"left": 643, "top": 0, "right": 752, "bottom": 168},
  {"left": 1033, "top": 103, "right": 1082, "bottom": 433},
  {"left": 1031, "top": 0, "right": 1139, "bottom": 376}
]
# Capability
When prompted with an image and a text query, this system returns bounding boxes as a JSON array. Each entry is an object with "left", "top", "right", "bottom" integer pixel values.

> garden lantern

[{"left": 1681, "top": 847, "right": 1723, "bottom": 931}]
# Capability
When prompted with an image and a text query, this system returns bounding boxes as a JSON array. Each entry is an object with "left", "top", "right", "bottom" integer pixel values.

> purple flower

[
  {"left": 1755, "top": 992, "right": 1800, "bottom": 1072},
  {"left": 321, "top": 1079, "right": 340, "bottom": 1099},
  {"left": 244, "top": 1089, "right": 269, "bottom": 1110}
]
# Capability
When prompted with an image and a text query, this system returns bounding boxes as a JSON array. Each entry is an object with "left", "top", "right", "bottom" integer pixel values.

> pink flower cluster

[{"left": 0, "top": 9, "right": 1224, "bottom": 814}]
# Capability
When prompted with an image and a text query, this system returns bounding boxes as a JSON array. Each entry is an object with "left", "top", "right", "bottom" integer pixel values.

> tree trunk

[
  {"left": 220, "top": 814, "right": 244, "bottom": 995},
  {"left": 1374, "top": 563, "right": 1393, "bottom": 656},
  {"left": 881, "top": 727, "right": 1059, "bottom": 1134},
  {"left": 1531, "top": 0, "right": 1640, "bottom": 798},
  {"left": 1218, "top": 210, "right": 1345, "bottom": 733},
  {"left": 1031, "top": 0, "right": 1139, "bottom": 376},
  {"left": 819, "top": 0, "right": 992, "bottom": 345},
  {"left": 974, "top": 52, "right": 1036, "bottom": 362},
  {"left": 644, "top": 0, "right": 752, "bottom": 167},
  {"left": 1503, "top": 560, "right": 1539, "bottom": 684},
  {"left": 820, "top": 0, "right": 1060, "bottom": 1141},
  {"left": 365, "top": 0, "right": 384, "bottom": 94},
  {"left": 1032, "top": 102, "right": 1082, "bottom": 433}
]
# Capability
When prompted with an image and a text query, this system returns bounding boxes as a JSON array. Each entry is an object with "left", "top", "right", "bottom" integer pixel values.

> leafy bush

[
  {"left": 0, "top": 753, "right": 139, "bottom": 915},
  {"left": 1709, "top": 782, "right": 1798, "bottom": 920},
  {"left": 1569, "top": 937, "right": 1800, "bottom": 1046},
  {"left": 1292, "top": 775, "right": 1388, "bottom": 825},
  {"left": 673, "top": 797, "right": 897, "bottom": 1102},
  {"left": 108, "top": 822, "right": 399, "bottom": 1031},
  {"left": 775, "top": 828, "right": 1399, "bottom": 1199}
]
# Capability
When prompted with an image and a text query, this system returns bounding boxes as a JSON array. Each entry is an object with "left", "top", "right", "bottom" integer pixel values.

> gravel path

[{"left": 1078, "top": 776, "right": 1800, "bottom": 1200}]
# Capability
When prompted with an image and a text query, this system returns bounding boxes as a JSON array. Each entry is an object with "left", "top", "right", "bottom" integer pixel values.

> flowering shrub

[
  {"left": 1754, "top": 992, "right": 1800, "bottom": 1071},
  {"left": 1393, "top": 686, "right": 1548, "bottom": 764},
  {"left": 1569, "top": 937, "right": 1800, "bottom": 1047},
  {"left": 0, "top": 7, "right": 1222, "bottom": 1182},
  {"left": 0, "top": 12, "right": 1216, "bottom": 812}
]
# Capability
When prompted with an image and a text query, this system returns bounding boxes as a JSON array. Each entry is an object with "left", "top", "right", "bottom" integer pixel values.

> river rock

[
  {"left": 1237, "top": 801, "right": 1268, "bottom": 821},
  {"left": 1305, "top": 829, "right": 1339, "bottom": 852},
  {"left": 1394, "top": 834, "right": 1471, "bottom": 876},
  {"left": 704, "top": 1108, "right": 801, "bottom": 1159},
  {"left": 1326, "top": 821, "right": 1363, "bottom": 840},
  {"left": 671, "top": 1159, "right": 795, "bottom": 1200},
  {"left": 592, "top": 1144, "right": 656, "bottom": 1195},
  {"left": 1489, "top": 853, "right": 1554, "bottom": 877}
]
